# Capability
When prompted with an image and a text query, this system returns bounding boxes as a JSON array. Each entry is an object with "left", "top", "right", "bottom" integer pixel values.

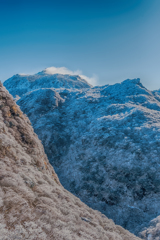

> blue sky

[{"left": 0, "top": 0, "right": 160, "bottom": 89}]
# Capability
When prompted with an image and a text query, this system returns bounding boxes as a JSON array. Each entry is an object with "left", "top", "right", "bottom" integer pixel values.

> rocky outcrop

[
  {"left": 0, "top": 82, "right": 140, "bottom": 240},
  {"left": 5, "top": 72, "right": 160, "bottom": 235},
  {"left": 140, "top": 216, "right": 160, "bottom": 240}
]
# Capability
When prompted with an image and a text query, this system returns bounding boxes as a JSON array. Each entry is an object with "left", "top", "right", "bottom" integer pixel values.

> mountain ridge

[{"left": 4, "top": 71, "right": 92, "bottom": 99}]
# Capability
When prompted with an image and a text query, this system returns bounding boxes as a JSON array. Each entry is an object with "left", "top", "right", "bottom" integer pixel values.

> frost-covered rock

[
  {"left": 4, "top": 72, "right": 160, "bottom": 236},
  {"left": 0, "top": 82, "right": 140, "bottom": 240},
  {"left": 140, "top": 216, "right": 160, "bottom": 240}
]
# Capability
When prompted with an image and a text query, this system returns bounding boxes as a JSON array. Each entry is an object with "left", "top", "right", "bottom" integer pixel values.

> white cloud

[
  {"left": 45, "top": 67, "right": 97, "bottom": 86},
  {"left": 79, "top": 74, "right": 98, "bottom": 86},
  {"left": 45, "top": 66, "right": 81, "bottom": 75},
  {"left": 19, "top": 73, "right": 30, "bottom": 76}
]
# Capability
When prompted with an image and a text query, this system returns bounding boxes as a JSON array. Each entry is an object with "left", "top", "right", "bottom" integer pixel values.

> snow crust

[{"left": 4, "top": 72, "right": 160, "bottom": 236}]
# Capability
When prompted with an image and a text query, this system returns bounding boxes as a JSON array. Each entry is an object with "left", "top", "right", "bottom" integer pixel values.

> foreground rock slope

[
  {"left": 0, "top": 83, "right": 140, "bottom": 240},
  {"left": 5, "top": 71, "right": 160, "bottom": 236}
]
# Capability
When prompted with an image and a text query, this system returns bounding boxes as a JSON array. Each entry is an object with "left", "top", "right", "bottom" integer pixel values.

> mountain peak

[
  {"left": 4, "top": 69, "right": 92, "bottom": 98},
  {"left": 122, "top": 78, "right": 141, "bottom": 84}
]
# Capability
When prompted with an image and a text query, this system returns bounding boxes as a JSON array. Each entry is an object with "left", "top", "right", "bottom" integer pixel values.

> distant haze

[{"left": 1, "top": 0, "right": 160, "bottom": 90}]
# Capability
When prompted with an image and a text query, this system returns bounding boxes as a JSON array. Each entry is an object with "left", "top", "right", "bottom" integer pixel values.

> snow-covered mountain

[
  {"left": 4, "top": 71, "right": 160, "bottom": 236},
  {"left": 0, "top": 82, "right": 141, "bottom": 240},
  {"left": 4, "top": 70, "right": 91, "bottom": 98}
]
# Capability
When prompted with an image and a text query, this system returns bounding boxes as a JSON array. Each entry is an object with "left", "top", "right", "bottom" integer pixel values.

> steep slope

[
  {"left": 5, "top": 74, "right": 160, "bottom": 235},
  {"left": 0, "top": 82, "right": 141, "bottom": 240},
  {"left": 3, "top": 69, "right": 91, "bottom": 98}
]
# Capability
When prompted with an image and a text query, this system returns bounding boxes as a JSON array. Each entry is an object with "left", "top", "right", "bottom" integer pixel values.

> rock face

[
  {"left": 4, "top": 71, "right": 160, "bottom": 236},
  {"left": 0, "top": 83, "right": 141, "bottom": 239}
]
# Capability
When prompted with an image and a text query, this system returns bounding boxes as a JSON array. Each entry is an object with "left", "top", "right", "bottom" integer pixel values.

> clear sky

[{"left": 0, "top": 0, "right": 160, "bottom": 89}]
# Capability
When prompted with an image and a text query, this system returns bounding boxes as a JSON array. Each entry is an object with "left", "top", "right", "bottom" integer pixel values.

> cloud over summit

[{"left": 45, "top": 66, "right": 97, "bottom": 86}]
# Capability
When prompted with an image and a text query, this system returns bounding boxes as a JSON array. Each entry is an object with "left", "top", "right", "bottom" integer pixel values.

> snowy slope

[
  {"left": 4, "top": 69, "right": 91, "bottom": 98},
  {"left": 4, "top": 73, "right": 160, "bottom": 236}
]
